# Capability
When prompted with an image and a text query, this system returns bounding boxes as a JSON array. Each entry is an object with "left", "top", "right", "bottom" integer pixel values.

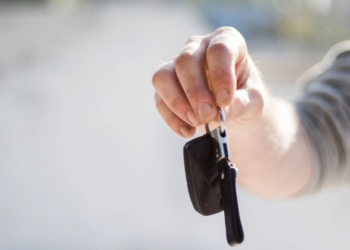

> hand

[
  {"left": 152, "top": 27, "right": 266, "bottom": 138},
  {"left": 152, "top": 27, "right": 313, "bottom": 197}
]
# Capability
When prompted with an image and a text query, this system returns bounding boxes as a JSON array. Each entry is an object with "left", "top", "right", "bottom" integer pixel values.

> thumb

[{"left": 223, "top": 84, "right": 266, "bottom": 123}]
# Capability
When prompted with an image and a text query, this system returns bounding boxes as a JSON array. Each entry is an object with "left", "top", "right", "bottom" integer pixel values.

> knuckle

[
  {"left": 174, "top": 52, "right": 189, "bottom": 72},
  {"left": 185, "top": 85, "right": 200, "bottom": 98},
  {"left": 249, "top": 88, "right": 265, "bottom": 113},
  {"left": 185, "top": 85, "right": 206, "bottom": 103},
  {"left": 174, "top": 51, "right": 196, "bottom": 71},
  {"left": 211, "top": 27, "right": 247, "bottom": 58},
  {"left": 185, "top": 35, "right": 203, "bottom": 45},
  {"left": 231, "top": 96, "right": 247, "bottom": 119},
  {"left": 175, "top": 44, "right": 204, "bottom": 72},
  {"left": 169, "top": 96, "right": 182, "bottom": 111},
  {"left": 152, "top": 67, "right": 172, "bottom": 89},
  {"left": 207, "top": 41, "right": 231, "bottom": 57}
]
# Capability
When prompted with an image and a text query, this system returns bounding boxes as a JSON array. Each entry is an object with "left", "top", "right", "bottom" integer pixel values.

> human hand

[
  {"left": 152, "top": 27, "right": 314, "bottom": 197},
  {"left": 152, "top": 27, "right": 266, "bottom": 138}
]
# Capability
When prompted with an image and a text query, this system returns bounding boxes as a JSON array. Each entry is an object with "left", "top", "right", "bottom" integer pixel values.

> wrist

[{"left": 226, "top": 97, "right": 311, "bottom": 197}]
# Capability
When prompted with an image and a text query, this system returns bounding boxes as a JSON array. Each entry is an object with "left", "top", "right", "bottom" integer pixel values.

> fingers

[
  {"left": 152, "top": 27, "right": 259, "bottom": 137},
  {"left": 152, "top": 61, "right": 199, "bottom": 127},
  {"left": 154, "top": 93, "right": 196, "bottom": 138},
  {"left": 206, "top": 27, "right": 249, "bottom": 107},
  {"left": 174, "top": 36, "right": 217, "bottom": 123}
]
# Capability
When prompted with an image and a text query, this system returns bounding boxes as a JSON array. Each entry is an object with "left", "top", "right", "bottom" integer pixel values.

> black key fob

[
  {"left": 183, "top": 107, "right": 244, "bottom": 247},
  {"left": 183, "top": 133, "right": 222, "bottom": 215}
]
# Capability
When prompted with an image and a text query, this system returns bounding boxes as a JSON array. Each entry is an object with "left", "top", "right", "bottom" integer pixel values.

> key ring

[{"left": 205, "top": 107, "right": 226, "bottom": 134}]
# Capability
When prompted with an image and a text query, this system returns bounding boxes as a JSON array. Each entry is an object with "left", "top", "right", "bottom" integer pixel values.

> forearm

[{"left": 227, "top": 97, "right": 313, "bottom": 198}]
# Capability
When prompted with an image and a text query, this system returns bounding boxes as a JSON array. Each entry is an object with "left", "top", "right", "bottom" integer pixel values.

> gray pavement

[{"left": 0, "top": 3, "right": 350, "bottom": 250}]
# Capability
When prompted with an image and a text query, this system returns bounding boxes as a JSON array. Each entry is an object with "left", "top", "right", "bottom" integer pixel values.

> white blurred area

[{"left": 1, "top": 2, "right": 350, "bottom": 250}]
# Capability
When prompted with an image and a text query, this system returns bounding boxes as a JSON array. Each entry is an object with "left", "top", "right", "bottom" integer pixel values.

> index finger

[{"left": 206, "top": 27, "right": 248, "bottom": 107}]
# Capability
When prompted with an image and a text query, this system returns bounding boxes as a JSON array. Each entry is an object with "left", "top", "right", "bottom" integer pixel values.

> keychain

[{"left": 183, "top": 107, "right": 244, "bottom": 247}]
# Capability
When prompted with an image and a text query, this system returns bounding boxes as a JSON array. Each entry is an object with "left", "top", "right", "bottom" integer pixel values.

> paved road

[{"left": 0, "top": 3, "right": 349, "bottom": 250}]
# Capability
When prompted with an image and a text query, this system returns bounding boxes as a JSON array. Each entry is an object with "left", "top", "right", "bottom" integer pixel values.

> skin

[{"left": 152, "top": 27, "right": 313, "bottom": 198}]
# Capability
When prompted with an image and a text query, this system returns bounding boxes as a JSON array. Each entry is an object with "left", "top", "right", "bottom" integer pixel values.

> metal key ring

[
  {"left": 218, "top": 107, "right": 226, "bottom": 134},
  {"left": 205, "top": 107, "right": 226, "bottom": 134}
]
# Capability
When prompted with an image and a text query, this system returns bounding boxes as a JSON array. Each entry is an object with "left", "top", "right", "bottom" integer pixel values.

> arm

[
  {"left": 227, "top": 96, "right": 312, "bottom": 198},
  {"left": 152, "top": 27, "right": 313, "bottom": 198}
]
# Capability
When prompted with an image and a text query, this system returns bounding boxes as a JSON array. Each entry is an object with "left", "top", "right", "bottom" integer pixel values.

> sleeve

[{"left": 295, "top": 41, "right": 350, "bottom": 193}]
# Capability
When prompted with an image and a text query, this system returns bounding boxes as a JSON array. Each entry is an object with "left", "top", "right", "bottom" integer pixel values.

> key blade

[{"left": 210, "top": 127, "right": 230, "bottom": 161}]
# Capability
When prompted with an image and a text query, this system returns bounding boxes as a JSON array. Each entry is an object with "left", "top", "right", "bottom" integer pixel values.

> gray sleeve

[{"left": 295, "top": 41, "right": 350, "bottom": 193}]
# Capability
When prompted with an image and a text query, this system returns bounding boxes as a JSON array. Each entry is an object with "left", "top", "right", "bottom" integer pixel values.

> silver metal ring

[
  {"left": 204, "top": 106, "right": 226, "bottom": 134},
  {"left": 218, "top": 107, "right": 226, "bottom": 133}
]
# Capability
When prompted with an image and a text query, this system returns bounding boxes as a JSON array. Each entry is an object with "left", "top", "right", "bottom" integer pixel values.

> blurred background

[{"left": 0, "top": 0, "right": 350, "bottom": 249}]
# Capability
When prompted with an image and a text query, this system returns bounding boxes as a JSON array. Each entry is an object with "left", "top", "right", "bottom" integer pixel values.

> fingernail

[
  {"left": 180, "top": 125, "right": 190, "bottom": 137},
  {"left": 197, "top": 102, "right": 212, "bottom": 119},
  {"left": 216, "top": 88, "right": 229, "bottom": 103},
  {"left": 187, "top": 111, "right": 199, "bottom": 126}
]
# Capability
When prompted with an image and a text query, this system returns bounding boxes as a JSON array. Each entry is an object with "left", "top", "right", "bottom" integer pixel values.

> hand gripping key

[{"left": 183, "top": 107, "right": 244, "bottom": 247}]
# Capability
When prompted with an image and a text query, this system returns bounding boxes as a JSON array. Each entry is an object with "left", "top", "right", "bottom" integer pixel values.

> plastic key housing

[{"left": 183, "top": 133, "right": 223, "bottom": 216}]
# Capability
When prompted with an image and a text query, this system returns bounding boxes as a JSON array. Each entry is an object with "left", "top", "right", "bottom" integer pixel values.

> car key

[
  {"left": 183, "top": 129, "right": 222, "bottom": 215},
  {"left": 183, "top": 110, "right": 231, "bottom": 216},
  {"left": 210, "top": 107, "right": 244, "bottom": 246},
  {"left": 183, "top": 107, "right": 244, "bottom": 246}
]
